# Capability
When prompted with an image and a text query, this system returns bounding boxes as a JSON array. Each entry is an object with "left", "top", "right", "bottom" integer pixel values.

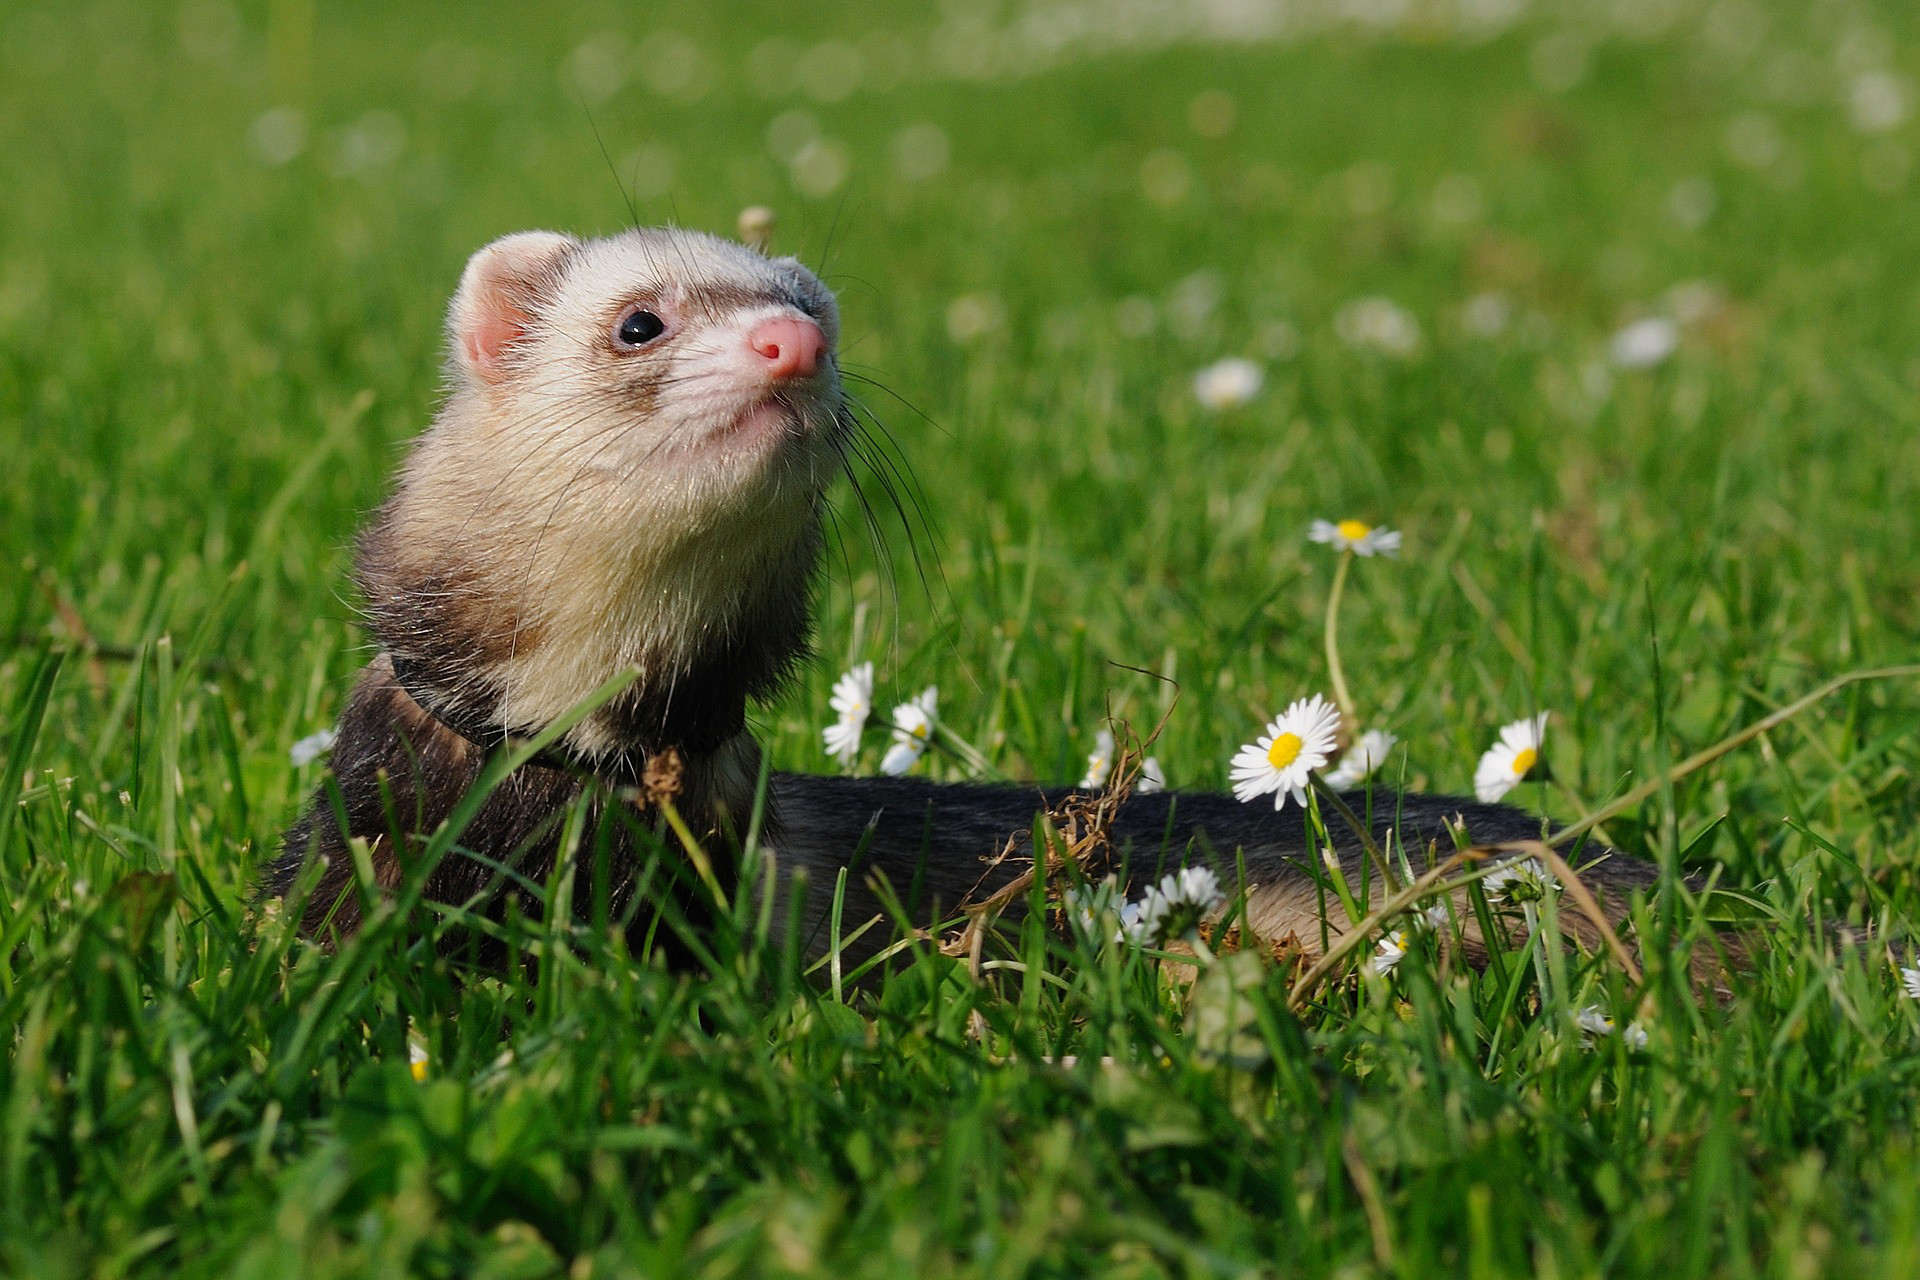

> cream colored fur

[{"left": 385, "top": 228, "right": 842, "bottom": 759}]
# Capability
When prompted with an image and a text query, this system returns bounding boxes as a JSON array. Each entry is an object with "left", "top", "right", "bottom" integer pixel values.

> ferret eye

[{"left": 614, "top": 309, "right": 666, "bottom": 348}]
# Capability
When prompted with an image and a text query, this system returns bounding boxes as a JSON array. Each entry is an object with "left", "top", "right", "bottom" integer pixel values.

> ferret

[{"left": 267, "top": 225, "right": 1703, "bottom": 979}]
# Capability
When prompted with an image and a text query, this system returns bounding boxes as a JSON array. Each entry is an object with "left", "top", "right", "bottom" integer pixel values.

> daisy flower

[
  {"left": 1064, "top": 877, "right": 1126, "bottom": 939},
  {"left": 1323, "top": 728, "right": 1398, "bottom": 789},
  {"left": 1230, "top": 694, "right": 1342, "bottom": 811},
  {"left": 821, "top": 662, "right": 874, "bottom": 767},
  {"left": 1481, "top": 856, "right": 1558, "bottom": 906},
  {"left": 1116, "top": 896, "right": 1157, "bottom": 945},
  {"left": 1308, "top": 519, "right": 1402, "bottom": 557},
  {"left": 879, "top": 686, "right": 939, "bottom": 775},
  {"left": 1574, "top": 1006, "right": 1615, "bottom": 1040},
  {"left": 408, "top": 1042, "right": 430, "bottom": 1082},
  {"left": 1079, "top": 728, "right": 1115, "bottom": 789},
  {"left": 1137, "top": 756, "right": 1166, "bottom": 794},
  {"left": 1119, "top": 866, "right": 1225, "bottom": 946},
  {"left": 1370, "top": 929, "right": 1409, "bottom": 976},
  {"left": 289, "top": 728, "right": 336, "bottom": 768},
  {"left": 1609, "top": 315, "right": 1678, "bottom": 369},
  {"left": 1334, "top": 296, "right": 1421, "bottom": 356},
  {"left": 1192, "top": 357, "right": 1263, "bottom": 409},
  {"left": 1574, "top": 1007, "right": 1649, "bottom": 1052},
  {"left": 1474, "top": 713, "right": 1549, "bottom": 802},
  {"left": 1901, "top": 965, "right": 1920, "bottom": 1000}
]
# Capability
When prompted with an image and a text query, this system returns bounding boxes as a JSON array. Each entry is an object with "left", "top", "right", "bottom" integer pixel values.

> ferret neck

[{"left": 387, "top": 650, "right": 749, "bottom": 778}]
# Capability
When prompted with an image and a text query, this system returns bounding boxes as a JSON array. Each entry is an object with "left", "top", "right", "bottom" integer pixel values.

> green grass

[{"left": 6, "top": 0, "right": 1920, "bottom": 1274}]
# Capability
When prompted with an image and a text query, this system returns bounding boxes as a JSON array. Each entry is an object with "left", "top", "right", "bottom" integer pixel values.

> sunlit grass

[{"left": 5, "top": 0, "right": 1920, "bottom": 1274}]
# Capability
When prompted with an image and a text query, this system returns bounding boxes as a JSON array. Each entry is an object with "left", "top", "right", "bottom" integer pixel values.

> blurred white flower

[
  {"left": 1609, "top": 316, "right": 1678, "bottom": 369},
  {"left": 1308, "top": 518, "right": 1401, "bottom": 557},
  {"left": 1666, "top": 176, "right": 1717, "bottom": 229},
  {"left": 1230, "top": 695, "right": 1342, "bottom": 811},
  {"left": 1474, "top": 713, "right": 1548, "bottom": 802},
  {"left": 892, "top": 121, "right": 950, "bottom": 181},
  {"left": 1901, "top": 965, "right": 1920, "bottom": 1000},
  {"left": 249, "top": 106, "right": 307, "bottom": 165},
  {"left": 1664, "top": 280, "right": 1723, "bottom": 326},
  {"left": 289, "top": 729, "right": 336, "bottom": 767},
  {"left": 821, "top": 662, "right": 874, "bottom": 767},
  {"left": 1137, "top": 756, "right": 1167, "bottom": 794},
  {"left": 1575, "top": 1006, "right": 1648, "bottom": 1052},
  {"left": 1335, "top": 297, "right": 1421, "bottom": 356},
  {"left": 1324, "top": 728, "right": 1398, "bottom": 789},
  {"left": 945, "top": 294, "right": 1002, "bottom": 344},
  {"left": 1370, "top": 929, "right": 1408, "bottom": 976},
  {"left": 736, "top": 204, "right": 775, "bottom": 249},
  {"left": 1850, "top": 71, "right": 1909, "bottom": 133},
  {"left": 1574, "top": 1006, "right": 1615, "bottom": 1041},
  {"left": 1080, "top": 728, "right": 1115, "bottom": 789},
  {"left": 789, "top": 137, "right": 850, "bottom": 199},
  {"left": 1193, "top": 357, "right": 1263, "bottom": 409},
  {"left": 408, "top": 1041, "right": 430, "bottom": 1082},
  {"left": 1461, "top": 291, "right": 1511, "bottom": 337},
  {"left": 879, "top": 686, "right": 938, "bottom": 775}
]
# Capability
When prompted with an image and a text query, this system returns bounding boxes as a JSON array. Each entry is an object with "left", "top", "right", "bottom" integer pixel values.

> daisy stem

[
  {"left": 1324, "top": 550, "right": 1358, "bottom": 736},
  {"left": 1522, "top": 902, "right": 1552, "bottom": 1010},
  {"left": 933, "top": 723, "right": 1005, "bottom": 780}
]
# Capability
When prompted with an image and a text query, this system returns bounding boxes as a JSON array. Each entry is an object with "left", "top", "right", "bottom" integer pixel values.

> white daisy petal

[
  {"left": 1193, "top": 357, "right": 1264, "bottom": 409},
  {"left": 1481, "top": 857, "right": 1558, "bottom": 906},
  {"left": 822, "top": 663, "right": 876, "bottom": 767},
  {"left": 1574, "top": 1006, "right": 1615, "bottom": 1046},
  {"left": 828, "top": 662, "right": 874, "bottom": 719},
  {"left": 879, "top": 685, "right": 939, "bottom": 775},
  {"left": 290, "top": 729, "right": 336, "bottom": 768},
  {"left": 1136, "top": 757, "right": 1166, "bottom": 794},
  {"left": 1901, "top": 966, "right": 1920, "bottom": 1000},
  {"left": 1079, "top": 728, "right": 1115, "bottom": 789},
  {"left": 1324, "top": 728, "right": 1398, "bottom": 789},
  {"left": 1230, "top": 694, "right": 1342, "bottom": 813},
  {"left": 1116, "top": 866, "right": 1227, "bottom": 946},
  {"left": 822, "top": 718, "right": 863, "bottom": 766},
  {"left": 1369, "top": 929, "right": 1408, "bottom": 975},
  {"left": 1474, "top": 713, "right": 1549, "bottom": 802}
]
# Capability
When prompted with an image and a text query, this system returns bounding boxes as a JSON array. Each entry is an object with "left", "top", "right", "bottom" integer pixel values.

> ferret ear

[{"left": 449, "top": 231, "right": 580, "bottom": 385}]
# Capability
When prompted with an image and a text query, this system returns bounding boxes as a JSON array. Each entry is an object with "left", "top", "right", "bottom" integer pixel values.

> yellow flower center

[
  {"left": 1510, "top": 747, "right": 1538, "bottom": 777},
  {"left": 911, "top": 723, "right": 929, "bottom": 740},
  {"left": 1336, "top": 519, "right": 1372, "bottom": 541},
  {"left": 1267, "top": 732, "right": 1304, "bottom": 770}
]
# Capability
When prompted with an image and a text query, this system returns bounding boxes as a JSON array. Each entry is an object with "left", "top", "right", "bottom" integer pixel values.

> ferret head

[
  {"left": 447, "top": 227, "right": 843, "bottom": 483},
  {"left": 361, "top": 226, "right": 848, "bottom": 766}
]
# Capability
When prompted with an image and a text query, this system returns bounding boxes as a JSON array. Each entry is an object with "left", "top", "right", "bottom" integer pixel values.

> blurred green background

[{"left": 6, "top": 0, "right": 1918, "bottom": 821}]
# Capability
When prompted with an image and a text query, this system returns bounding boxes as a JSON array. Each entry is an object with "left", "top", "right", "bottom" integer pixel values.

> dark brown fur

[{"left": 265, "top": 656, "right": 735, "bottom": 963}]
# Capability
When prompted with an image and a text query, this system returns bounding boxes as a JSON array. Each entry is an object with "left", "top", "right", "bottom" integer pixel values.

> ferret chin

[{"left": 268, "top": 226, "right": 847, "bottom": 947}]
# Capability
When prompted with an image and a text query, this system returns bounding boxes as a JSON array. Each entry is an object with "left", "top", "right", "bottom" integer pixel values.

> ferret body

[{"left": 269, "top": 226, "right": 1686, "bottom": 974}]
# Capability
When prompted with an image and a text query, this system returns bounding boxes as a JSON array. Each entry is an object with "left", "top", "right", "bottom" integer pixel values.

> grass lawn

[{"left": 6, "top": 0, "right": 1920, "bottom": 1274}]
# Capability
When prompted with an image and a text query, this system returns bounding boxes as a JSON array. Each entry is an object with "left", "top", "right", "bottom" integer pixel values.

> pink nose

[{"left": 747, "top": 315, "right": 825, "bottom": 380}]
